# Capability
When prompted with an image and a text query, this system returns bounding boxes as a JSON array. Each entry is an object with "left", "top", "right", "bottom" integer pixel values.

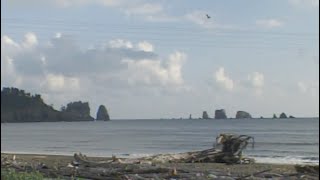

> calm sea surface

[{"left": 1, "top": 118, "right": 319, "bottom": 164}]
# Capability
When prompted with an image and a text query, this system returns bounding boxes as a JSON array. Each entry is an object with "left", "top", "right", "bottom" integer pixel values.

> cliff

[{"left": 1, "top": 87, "right": 94, "bottom": 123}]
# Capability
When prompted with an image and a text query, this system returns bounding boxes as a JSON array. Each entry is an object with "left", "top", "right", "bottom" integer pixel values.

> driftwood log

[{"left": 74, "top": 133, "right": 255, "bottom": 166}]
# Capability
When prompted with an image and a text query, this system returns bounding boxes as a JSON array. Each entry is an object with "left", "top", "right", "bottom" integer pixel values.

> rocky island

[
  {"left": 96, "top": 105, "right": 110, "bottom": 121},
  {"left": 214, "top": 109, "right": 227, "bottom": 119},
  {"left": 1, "top": 87, "right": 96, "bottom": 123},
  {"left": 235, "top": 111, "right": 252, "bottom": 119}
]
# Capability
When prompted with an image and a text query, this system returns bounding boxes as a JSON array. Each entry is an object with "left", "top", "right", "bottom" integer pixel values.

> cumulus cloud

[
  {"left": 248, "top": 72, "right": 264, "bottom": 89},
  {"left": 256, "top": 19, "right": 283, "bottom": 29},
  {"left": 122, "top": 51, "right": 186, "bottom": 87},
  {"left": 109, "top": 39, "right": 133, "bottom": 49},
  {"left": 1, "top": 33, "right": 187, "bottom": 96},
  {"left": 41, "top": 73, "right": 80, "bottom": 92},
  {"left": 214, "top": 67, "right": 234, "bottom": 91},
  {"left": 22, "top": 33, "right": 38, "bottom": 49},
  {"left": 137, "top": 41, "right": 154, "bottom": 52}
]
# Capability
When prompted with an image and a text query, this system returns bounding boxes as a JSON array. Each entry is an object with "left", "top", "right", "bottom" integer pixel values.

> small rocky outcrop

[
  {"left": 96, "top": 105, "right": 110, "bottom": 121},
  {"left": 215, "top": 109, "right": 227, "bottom": 119},
  {"left": 272, "top": 114, "right": 277, "bottom": 119},
  {"left": 279, "top": 112, "right": 288, "bottom": 119},
  {"left": 235, "top": 111, "right": 252, "bottom": 119},
  {"left": 202, "top": 111, "right": 209, "bottom": 119},
  {"left": 289, "top": 115, "right": 295, "bottom": 118}
]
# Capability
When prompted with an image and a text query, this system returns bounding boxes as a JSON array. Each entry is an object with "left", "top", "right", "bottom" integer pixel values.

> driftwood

[{"left": 73, "top": 133, "right": 255, "bottom": 167}]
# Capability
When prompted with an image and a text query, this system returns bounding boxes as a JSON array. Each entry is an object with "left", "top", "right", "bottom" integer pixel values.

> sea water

[{"left": 1, "top": 118, "right": 319, "bottom": 165}]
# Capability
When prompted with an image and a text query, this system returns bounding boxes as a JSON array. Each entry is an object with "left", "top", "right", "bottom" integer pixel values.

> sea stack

[
  {"left": 279, "top": 112, "right": 288, "bottom": 119},
  {"left": 235, "top": 111, "right": 252, "bottom": 119},
  {"left": 202, "top": 111, "right": 210, "bottom": 119},
  {"left": 96, "top": 105, "right": 110, "bottom": 121},
  {"left": 214, "top": 109, "right": 227, "bottom": 119}
]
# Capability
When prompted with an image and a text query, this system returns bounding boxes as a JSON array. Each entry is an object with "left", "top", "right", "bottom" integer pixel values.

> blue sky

[{"left": 1, "top": 0, "right": 319, "bottom": 118}]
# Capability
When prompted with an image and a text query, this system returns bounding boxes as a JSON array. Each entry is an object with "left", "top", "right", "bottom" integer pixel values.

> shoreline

[
  {"left": 2, "top": 152, "right": 319, "bottom": 179},
  {"left": 2, "top": 151, "right": 318, "bottom": 165}
]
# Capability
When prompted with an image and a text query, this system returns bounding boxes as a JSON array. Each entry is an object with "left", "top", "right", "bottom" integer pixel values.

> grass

[{"left": 1, "top": 168, "right": 44, "bottom": 180}]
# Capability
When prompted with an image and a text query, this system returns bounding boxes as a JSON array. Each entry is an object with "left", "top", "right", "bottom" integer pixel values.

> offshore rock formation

[
  {"left": 215, "top": 109, "right": 227, "bottom": 119},
  {"left": 63, "top": 101, "right": 94, "bottom": 121},
  {"left": 202, "top": 111, "right": 210, "bottom": 119},
  {"left": 279, "top": 112, "right": 288, "bottom": 119},
  {"left": 1, "top": 87, "right": 94, "bottom": 123},
  {"left": 96, "top": 105, "right": 110, "bottom": 121},
  {"left": 235, "top": 111, "right": 252, "bottom": 119},
  {"left": 272, "top": 114, "right": 277, "bottom": 119}
]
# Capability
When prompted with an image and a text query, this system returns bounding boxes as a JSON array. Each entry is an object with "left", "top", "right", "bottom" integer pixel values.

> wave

[
  {"left": 252, "top": 156, "right": 319, "bottom": 165},
  {"left": 254, "top": 142, "right": 319, "bottom": 146}
]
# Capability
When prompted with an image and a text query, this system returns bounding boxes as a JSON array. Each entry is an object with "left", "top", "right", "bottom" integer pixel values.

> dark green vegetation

[
  {"left": 1, "top": 168, "right": 44, "bottom": 180},
  {"left": 1, "top": 87, "right": 94, "bottom": 123}
]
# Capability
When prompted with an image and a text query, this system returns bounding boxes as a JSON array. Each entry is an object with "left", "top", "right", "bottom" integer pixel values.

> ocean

[{"left": 1, "top": 118, "right": 319, "bottom": 165}]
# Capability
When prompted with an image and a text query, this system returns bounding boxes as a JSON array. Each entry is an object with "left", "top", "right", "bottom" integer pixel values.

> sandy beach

[{"left": 1, "top": 153, "right": 318, "bottom": 180}]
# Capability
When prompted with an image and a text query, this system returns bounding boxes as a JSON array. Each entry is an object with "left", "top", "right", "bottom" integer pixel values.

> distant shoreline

[{"left": 1, "top": 117, "right": 319, "bottom": 123}]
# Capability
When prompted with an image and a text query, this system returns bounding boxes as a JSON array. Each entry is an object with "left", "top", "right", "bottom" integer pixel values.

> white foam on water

[{"left": 252, "top": 156, "right": 319, "bottom": 165}]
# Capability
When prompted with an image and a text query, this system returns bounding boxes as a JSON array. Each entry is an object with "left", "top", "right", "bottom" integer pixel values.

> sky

[{"left": 1, "top": 0, "right": 319, "bottom": 119}]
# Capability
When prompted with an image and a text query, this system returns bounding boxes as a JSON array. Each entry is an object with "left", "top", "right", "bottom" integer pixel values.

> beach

[{"left": 1, "top": 153, "right": 319, "bottom": 179}]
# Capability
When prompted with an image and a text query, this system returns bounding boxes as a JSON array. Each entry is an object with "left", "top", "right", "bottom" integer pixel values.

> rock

[
  {"left": 289, "top": 115, "right": 295, "bottom": 118},
  {"left": 96, "top": 105, "right": 110, "bottom": 121},
  {"left": 272, "top": 114, "right": 277, "bottom": 119},
  {"left": 279, "top": 112, "right": 287, "bottom": 119},
  {"left": 64, "top": 101, "right": 94, "bottom": 121},
  {"left": 202, "top": 111, "right": 210, "bottom": 119},
  {"left": 215, "top": 109, "right": 227, "bottom": 119},
  {"left": 235, "top": 111, "right": 252, "bottom": 119}
]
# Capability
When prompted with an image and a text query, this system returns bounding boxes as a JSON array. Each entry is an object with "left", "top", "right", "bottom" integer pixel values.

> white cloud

[
  {"left": 214, "top": 67, "right": 234, "bottom": 91},
  {"left": 122, "top": 51, "right": 186, "bottom": 87},
  {"left": 55, "top": 32, "right": 62, "bottom": 38},
  {"left": 41, "top": 73, "right": 80, "bottom": 92},
  {"left": 1, "top": 36, "right": 20, "bottom": 49},
  {"left": 1, "top": 33, "right": 187, "bottom": 96},
  {"left": 256, "top": 19, "right": 283, "bottom": 29},
  {"left": 137, "top": 41, "right": 154, "bottom": 52},
  {"left": 248, "top": 72, "right": 264, "bottom": 88},
  {"left": 22, "top": 32, "right": 38, "bottom": 49},
  {"left": 109, "top": 39, "right": 133, "bottom": 49}
]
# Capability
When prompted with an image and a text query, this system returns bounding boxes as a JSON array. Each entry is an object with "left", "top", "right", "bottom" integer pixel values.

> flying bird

[{"left": 206, "top": 14, "right": 211, "bottom": 19}]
